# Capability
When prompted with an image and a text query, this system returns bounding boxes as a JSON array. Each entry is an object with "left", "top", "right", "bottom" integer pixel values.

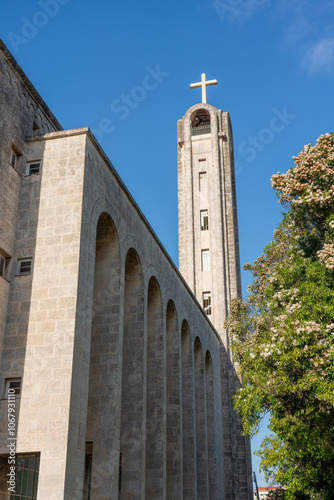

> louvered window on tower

[
  {"left": 27, "top": 162, "right": 41, "bottom": 175},
  {"left": 200, "top": 210, "right": 209, "bottom": 230},
  {"left": 203, "top": 291, "right": 212, "bottom": 315},
  {"left": 17, "top": 259, "right": 32, "bottom": 275},
  {"left": 201, "top": 249, "right": 210, "bottom": 271}
]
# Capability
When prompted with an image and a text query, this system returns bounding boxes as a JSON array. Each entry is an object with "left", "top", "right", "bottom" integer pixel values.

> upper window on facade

[
  {"left": 200, "top": 210, "right": 209, "bottom": 231},
  {"left": 191, "top": 110, "right": 211, "bottom": 136},
  {"left": 203, "top": 291, "right": 212, "bottom": 315},
  {"left": 199, "top": 172, "right": 207, "bottom": 193},
  {"left": 201, "top": 249, "right": 210, "bottom": 271}
]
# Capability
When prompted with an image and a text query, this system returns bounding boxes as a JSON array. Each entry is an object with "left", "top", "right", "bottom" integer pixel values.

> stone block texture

[{"left": 0, "top": 39, "right": 252, "bottom": 499}]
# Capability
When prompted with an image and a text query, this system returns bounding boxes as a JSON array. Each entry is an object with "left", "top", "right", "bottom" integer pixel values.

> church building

[{"left": 0, "top": 39, "right": 252, "bottom": 499}]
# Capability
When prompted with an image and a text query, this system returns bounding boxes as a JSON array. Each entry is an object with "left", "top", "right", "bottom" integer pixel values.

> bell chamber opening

[{"left": 191, "top": 109, "right": 211, "bottom": 136}]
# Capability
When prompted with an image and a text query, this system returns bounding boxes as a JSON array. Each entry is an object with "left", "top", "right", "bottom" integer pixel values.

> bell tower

[
  {"left": 177, "top": 74, "right": 242, "bottom": 349},
  {"left": 177, "top": 72, "right": 253, "bottom": 500}
]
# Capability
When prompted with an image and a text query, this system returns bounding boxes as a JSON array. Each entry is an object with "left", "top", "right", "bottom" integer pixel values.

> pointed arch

[
  {"left": 191, "top": 108, "right": 211, "bottom": 128},
  {"left": 194, "top": 337, "right": 209, "bottom": 498},
  {"left": 85, "top": 212, "right": 121, "bottom": 498},
  {"left": 145, "top": 276, "right": 165, "bottom": 497},
  {"left": 166, "top": 300, "right": 181, "bottom": 498},
  {"left": 181, "top": 320, "right": 196, "bottom": 498},
  {"left": 205, "top": 350, "right": 217, "bottom": 498},
  {"left": 120, "top": 248, "right": 145, "bottom": 498}
]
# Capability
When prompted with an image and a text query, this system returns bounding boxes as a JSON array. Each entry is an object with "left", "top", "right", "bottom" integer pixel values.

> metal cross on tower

[{"left": 190, "top": 73, "right": 218, "bottom": 104}]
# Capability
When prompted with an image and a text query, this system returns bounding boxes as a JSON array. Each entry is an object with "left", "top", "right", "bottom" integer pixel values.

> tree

[
  {"left": 226, "top": 133, "right": 334, "bottom": 499},
  {"left": 266, "top": 488, "right": 286, "bottom": 499}
]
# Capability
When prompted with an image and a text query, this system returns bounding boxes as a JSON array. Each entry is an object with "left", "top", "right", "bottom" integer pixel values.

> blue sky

[{"left": 1, "top": 0, "right": 334, "bottom": 488}]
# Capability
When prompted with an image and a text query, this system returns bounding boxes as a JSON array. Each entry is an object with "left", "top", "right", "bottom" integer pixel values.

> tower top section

[{"left": 190, "top": 73, "right": 218, "bottom": 104}]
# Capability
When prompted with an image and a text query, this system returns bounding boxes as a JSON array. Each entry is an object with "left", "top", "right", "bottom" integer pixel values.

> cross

[{"left": 190, "top": 73, "right": 218, "bottom": 104}]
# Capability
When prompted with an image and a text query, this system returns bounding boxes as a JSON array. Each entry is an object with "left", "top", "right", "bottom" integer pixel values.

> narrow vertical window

[
  {"left": 118, "top": 453, "right": 123, "bottom": 499},
  {"left": 0, "top": 255, "right": 6, "bottom": 278},
  {"left": 0, "top": 249, "right": 10, "bottom": 280},
  {"left": 203, "top": 292, "right": 212, "bottom": 316},
  {"left": 200, "top": 210, "right": 209, "bottom": 231},
  {"left": 10, "top": 149, "right": 18, "bottom": 169},
  {"left": 201, "top": 249, "right": 210, "bottom": 271},
  {"left": 199, "top": 172, "right": 207, "bottom": 193},
  {"left": 83, "top": 443, "right": 93, "bottom": 500},
  {"left": 33, "top": 122, "right": 40, "bottom": 137}
]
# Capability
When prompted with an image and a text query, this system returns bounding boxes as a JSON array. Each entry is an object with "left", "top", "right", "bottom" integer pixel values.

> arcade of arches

[{"left": 85, "top": 213, "right": 219, "bottom": 499}]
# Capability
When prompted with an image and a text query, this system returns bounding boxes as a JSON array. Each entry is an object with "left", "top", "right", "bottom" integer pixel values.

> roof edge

[{"left": 0, "top": 38, "right": 63, "bottom": 131}]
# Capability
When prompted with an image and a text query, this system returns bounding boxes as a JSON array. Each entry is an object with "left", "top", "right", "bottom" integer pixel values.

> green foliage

[
  {"left": 226, "top": 134, "right": 334, "bottom": 499},
  {"left": 266, "top": 487, "right": 286, "bottom": 499}
]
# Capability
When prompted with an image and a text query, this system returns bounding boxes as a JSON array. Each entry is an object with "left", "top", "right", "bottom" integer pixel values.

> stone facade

[{"left": 0, "top": 39, "right": 252, "bottom": 499}]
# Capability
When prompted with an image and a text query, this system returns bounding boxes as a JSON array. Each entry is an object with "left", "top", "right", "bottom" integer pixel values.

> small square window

[
  {"left": 17, "top": 259, "right": 32, "bottom": 275},
  {"left": 27, "top": 161, "right": 41, "bottom": 175},
  {"left": 5, "top": 378, "right": 21, "bottom": 398},
  {"left": 200, "top": 210, "right": 209, "bottom": 231},
  {"left": 203, "top": 292, "right": 212, "bottom": 316}
]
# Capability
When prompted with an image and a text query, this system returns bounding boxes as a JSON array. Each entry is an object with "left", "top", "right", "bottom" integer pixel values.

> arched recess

[
  {"left": 191, "top": 109, "right": 211, "bottom": 128},
  {"left": 145, "top": 277, "right": 165, "bottom": 498},
  {"left": 205, "top": 350, "right": 217, "bottom": 498},
  {"left": 120, "top": 248, "right": 145, "bottom": 499},
  {"left": 181, "top": 320, "right": 196, "bottom": 499},
  {"left": 85, "top": 212, "right": 121, "bottom": 499},
  {"left": 191, "top": 109, "right": 211, "bottom": 136},
  {"left": 166, "top": 300, "right": 181, "bottom": 499},
  {"left": 194, "top": 337, "right": 209, "bottom": 499}
]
